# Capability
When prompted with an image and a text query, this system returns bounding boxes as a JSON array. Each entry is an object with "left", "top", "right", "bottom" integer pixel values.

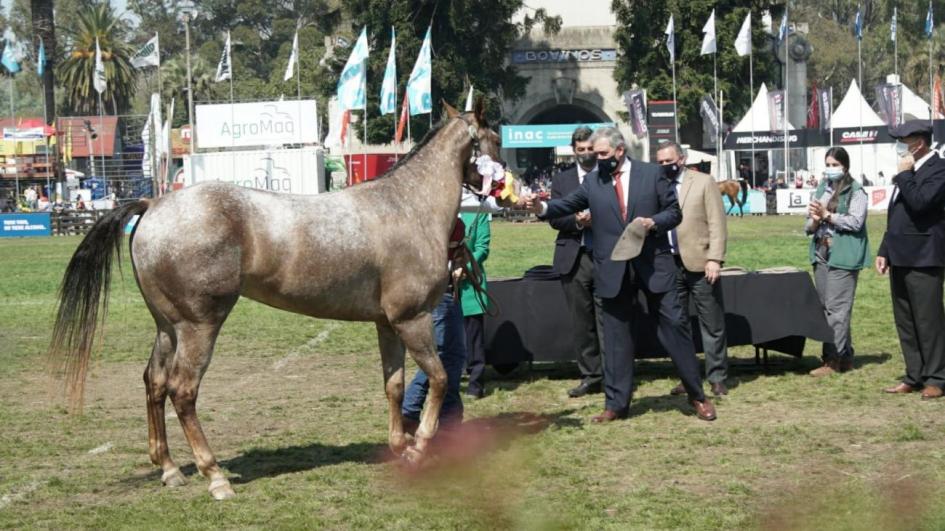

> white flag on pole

[
  {"left": 131, "top": 33, "right": 160, "bottom": 69},
  {"left": 336, "top": 27, "right": 369, "bottom": 111},
  {"left": 665, "top": 16, "right": 675, "bottom": 61},
  {"left": 284, "top": 30, "right": 298, "bottom": 81},
  {"left": 735, "top": 12, "right": 751, "bottom": 56},
  {"left": 464, "top": 85, "right": 474, "bottom": 112},
  {"left": 215, "top": 31, "right": 232, "bottom": 82},
  {"left": 701, "top": 10, "right": 716, "bottom": 55},
  {"left": 406, "top": 27, "right": 433, "bottom": 116},
  {"left": 379, "top": 28, "right": 398, "bottom": 115},
  {"left": 93, "top": 38, "right": 107, "bottom": 93}
]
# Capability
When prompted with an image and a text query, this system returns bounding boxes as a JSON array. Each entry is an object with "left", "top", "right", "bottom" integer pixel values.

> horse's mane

[{"left": 382, "top": 116, "right": 452, "bottom": 177}]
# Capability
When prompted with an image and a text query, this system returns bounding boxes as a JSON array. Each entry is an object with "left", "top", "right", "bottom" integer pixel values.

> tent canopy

[
  {"left": 828, "top": 79, "right": 885, "bottom": 128},
  {"left": 732, "top": 83, "right": 795, "bottom": 132}
]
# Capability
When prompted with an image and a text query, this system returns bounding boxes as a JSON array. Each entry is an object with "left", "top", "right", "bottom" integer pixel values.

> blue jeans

[{"left": 402, "top": 292, "right": 466, "bottom": 424}]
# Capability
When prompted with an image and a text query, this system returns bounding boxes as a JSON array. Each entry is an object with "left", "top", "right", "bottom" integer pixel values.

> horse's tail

[
  {"left": 49, "top": 199, "right": 150, "bottom": 412},
  {"left": 738, "top": 179, "right": 749, "bottom": 205}
]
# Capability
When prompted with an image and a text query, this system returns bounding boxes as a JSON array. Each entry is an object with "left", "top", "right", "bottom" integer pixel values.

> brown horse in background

[
  {"left": 718, "top": 179, "right": 749, "bottom": 217},
  {"left": 48, "top": 100, "right": 500, "bottom": 500}
]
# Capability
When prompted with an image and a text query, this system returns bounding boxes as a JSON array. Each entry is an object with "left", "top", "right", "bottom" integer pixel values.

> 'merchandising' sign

[{"left": 195, "top": 100, "right": 319, "bottom": 149}]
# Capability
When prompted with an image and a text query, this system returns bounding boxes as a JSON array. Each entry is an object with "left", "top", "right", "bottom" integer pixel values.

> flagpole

[
  {"left": 669, "top": 17, "right": 678, "bottom": 143},
  {"left": 42, "top": 76, "right": 50, "bottom": 199},
  {"left": 858, "top": 34, "right": 864, "bottom": 183},
  {"left": 363, "top": 58, "right": 368, "bottom": 179},
  {"left": 9, "top": 76, "right": 17, "bottom": 201},
  {"left": 894, "top": 8, "right": 899, "bottom": 79},
  {"left": 713, "top": 52, "right": 719, "bottom": 180},
  {"left": 98, "top": 92, "right": 106, "bottom": 199},
  {"left": 749, "top": 37, "right": 755, "bottom": 188},
  {"left": 784, "top": 6, "right": 790, "bottom": 189}
]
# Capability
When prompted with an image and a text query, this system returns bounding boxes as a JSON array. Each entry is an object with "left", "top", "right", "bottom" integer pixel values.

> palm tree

[
  {"left": 160, "top": 55, "right": 219, "bottom": 126},
  {"left": 30, "top": 0, "right": 56, "bottom": 123},
  {"left": 58, "top": 3, "right": 137, "bottom": 115}
]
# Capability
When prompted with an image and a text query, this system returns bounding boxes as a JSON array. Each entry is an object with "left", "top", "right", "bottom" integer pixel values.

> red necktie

[{"left": 614, "top": 173, "right": 627, "bottom": 222}]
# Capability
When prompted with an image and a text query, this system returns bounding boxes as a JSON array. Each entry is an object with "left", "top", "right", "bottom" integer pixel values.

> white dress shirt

[{"left": 539, "top": 156, "right": 632, "bottom": 218}]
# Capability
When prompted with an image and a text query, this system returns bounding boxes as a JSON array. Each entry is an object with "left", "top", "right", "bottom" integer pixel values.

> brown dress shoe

[
  {"left": 921, "top": 385, "right": 944, "bottom": 400},
  {"left": 690, "top": 399, "right": 717, "bottom": 421},
  {"left": 710, "top": 382, "right": 728, "bottom": 396},
  {"left": 591, "top": 409, "right": 628, "bottom": 423},
  {"left": 809, "top": 360, "right": 839, "bottom": 377},
  {"left": 884, "top": 382, "right": 917, "bottom": 394},
  {"left": 669, "top": 382, "right": 686, "bottom": 396},
  {"left": 838, "top": 358, "right": 854, "bottom": 372}
]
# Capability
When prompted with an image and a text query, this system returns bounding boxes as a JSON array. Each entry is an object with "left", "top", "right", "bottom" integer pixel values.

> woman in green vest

[
  {"left": 805, "top": 147, "right": 870, "bottom": 376},
  {"left": 460, "top": 208, "right": 492, "bottom": 399}
]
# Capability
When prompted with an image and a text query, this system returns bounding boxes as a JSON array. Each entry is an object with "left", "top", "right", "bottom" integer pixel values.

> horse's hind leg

[
  {"left": 143, "top": 327, "right": 187, "bottom": 487},
  {"left": 167, "top": 321, "right": 234, "bottom": 500},
  {"left": 393, "top": 313, "right": 445, "bottom": 460},
  {"left": 376, "top": 321, "right": 407, "bottom": 456}
]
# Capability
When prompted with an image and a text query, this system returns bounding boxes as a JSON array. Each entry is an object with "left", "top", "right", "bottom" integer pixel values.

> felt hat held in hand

[{"left": 610, "top": 218, "right": 647, "bottom": 261}]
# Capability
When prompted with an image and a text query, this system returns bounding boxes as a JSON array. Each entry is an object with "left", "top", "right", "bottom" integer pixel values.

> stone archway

[{"left": 509, "top": 99, "right": 612, "bottom": 171}]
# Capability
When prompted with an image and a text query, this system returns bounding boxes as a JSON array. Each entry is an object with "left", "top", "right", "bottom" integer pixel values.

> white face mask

[
  {"left": 895, "top": 141, "right": 912, "bottom": 157},
  {"left": 824, "top": 167, "right": 844, "bottom": 181}
]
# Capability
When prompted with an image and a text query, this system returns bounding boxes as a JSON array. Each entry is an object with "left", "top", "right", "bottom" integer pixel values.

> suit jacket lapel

[
  {"left": 679, "top": 170, "right": 694, "bottom": 208},
  {"left": 627, "top": 159, "right": 641, "bottom": 221}
]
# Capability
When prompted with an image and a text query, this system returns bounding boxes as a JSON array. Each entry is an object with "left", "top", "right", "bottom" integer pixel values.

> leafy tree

[
  {"left": 340, "top": 0, "right": 561, "bottom": 143},
  {"left": 611, "top": 0, "right": 780, "bottom": 144},
  {"left": 57, "top": 2, "right": 138, "bottom": 114}
]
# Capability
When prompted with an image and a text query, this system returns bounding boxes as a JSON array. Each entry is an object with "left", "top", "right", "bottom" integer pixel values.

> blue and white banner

[
  {"left": 379, "top": 28, "right": 397, "bottom": 115},
  {"left": 336, "top": 27, "right": 369, "bottom": 111},
  {"left": 501, "top": 123, "right": 614, "bottom": 148},
  {"left": 406, "top": 27, "right": 432, "bottom": 116},
  {"left": 0, "top": 213, "right": 52, "bottom": 237}
]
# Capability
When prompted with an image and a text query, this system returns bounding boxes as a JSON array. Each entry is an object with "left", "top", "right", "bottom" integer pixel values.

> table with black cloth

[{"left": 483, "top": 266, "right": 833, "bottom": 368}]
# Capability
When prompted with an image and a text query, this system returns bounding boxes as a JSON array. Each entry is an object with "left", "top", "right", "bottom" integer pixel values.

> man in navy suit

[
  {"left": 525, "top": 126, "right": 716, "bottom": 422},
  {"left": 877, "top": 120, "right": 945, "bottom": 399},
  {"left": 548, "top": 126, "right": 605, "bottom": 398}
]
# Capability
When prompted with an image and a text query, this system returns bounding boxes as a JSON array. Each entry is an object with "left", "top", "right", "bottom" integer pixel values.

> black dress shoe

[
  {"left": 568, "top": 379, "right": 602, "bottom": 398},
  {"left": 591, "top": 408, "right": 629, "bottom": 423}
]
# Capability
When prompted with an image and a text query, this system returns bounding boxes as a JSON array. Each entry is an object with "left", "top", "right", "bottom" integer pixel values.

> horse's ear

[
  {"left": 473, "top": 95, "right": 487, "bottom": 126},
  {"left": 442, "top": 99, "right": 460, "bottom": 119}
]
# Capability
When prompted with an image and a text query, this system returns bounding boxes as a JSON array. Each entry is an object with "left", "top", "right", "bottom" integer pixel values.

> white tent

[
  {"left": 815, "top": 79, "right": 896, "bottom": 185},
  {"left": 828, "top": 79, "right": 885, "bottom": 128},
  {"left": 732, "top": 83, "right": 796, "bottom": 132}
]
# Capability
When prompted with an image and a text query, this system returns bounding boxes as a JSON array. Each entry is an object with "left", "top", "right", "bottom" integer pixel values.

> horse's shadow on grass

[
  {"left": 222, "top": 441, "right": 388, "bottom": 484},
  {"left": 120, "top": 409, "right": 580, "bottom": 488}
]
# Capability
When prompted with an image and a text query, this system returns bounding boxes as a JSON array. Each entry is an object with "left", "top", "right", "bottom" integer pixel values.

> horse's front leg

[
  {"left": 393, "top": 312, "right": 446, "bottom": 461},
  {"left": 375, "top": 321, "right": 407, "bottom": 456}
]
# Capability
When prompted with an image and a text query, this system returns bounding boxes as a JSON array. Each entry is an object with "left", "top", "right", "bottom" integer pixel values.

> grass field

[{"left": 1, "top": 214, "right": 944, "bottom": 529}]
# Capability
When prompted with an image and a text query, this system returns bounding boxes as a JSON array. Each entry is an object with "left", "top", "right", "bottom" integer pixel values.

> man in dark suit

[
  {"left": 548, "top": 126, "right": 605, "bottom": 398},
  {"left": 876, "top": 120, "right": 945, "bottom": 400},
  {"left": 525, "top": 126, "right": 716, "bottom": 422}
]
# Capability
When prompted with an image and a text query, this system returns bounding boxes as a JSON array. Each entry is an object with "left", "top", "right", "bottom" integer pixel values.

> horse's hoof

[
  {"left": 401, "top": 445, "right": 424, "bottom": 467},
  {"left": 209, "top": 479, "right": 236, "bottom": 500},
  {"left": 161, "top": 467, "right": 188, "bottom": 487}
]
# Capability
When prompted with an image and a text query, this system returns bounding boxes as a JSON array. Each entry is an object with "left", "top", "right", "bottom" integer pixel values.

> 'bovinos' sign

[
  {"left": 511, "top": 49, "right": 617, "bottom": 64},
  {"left": 195, "top": 100, "right": 319, "bottom": 149}
]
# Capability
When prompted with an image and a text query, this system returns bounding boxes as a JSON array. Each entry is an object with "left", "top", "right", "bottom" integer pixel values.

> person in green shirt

[{"left": 459, "top": 205, "right": 492, "bottom": 399}]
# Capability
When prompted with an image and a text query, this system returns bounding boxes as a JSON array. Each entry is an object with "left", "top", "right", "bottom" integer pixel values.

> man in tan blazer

[{"left": 655, "top": 142, "right": 730, "bottom": 396}]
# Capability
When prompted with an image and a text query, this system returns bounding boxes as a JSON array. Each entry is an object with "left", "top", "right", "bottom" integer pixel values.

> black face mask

[
  {"left": 597, "top": 156, "right": 619, "bottom": 176},
  {"left": 661, "top": 163, "right": 681, "bottom": 179},
  {"left": 576, "top": 153, "right": 597, "bottom": 170}
]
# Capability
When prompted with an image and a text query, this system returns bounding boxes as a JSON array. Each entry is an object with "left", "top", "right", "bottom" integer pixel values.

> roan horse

[
  {"left": 49, "top": 100, "right": 500, "bottom": 500},
  {"left": 717, "top": 179, "right": 749, "bottom": 217}
]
